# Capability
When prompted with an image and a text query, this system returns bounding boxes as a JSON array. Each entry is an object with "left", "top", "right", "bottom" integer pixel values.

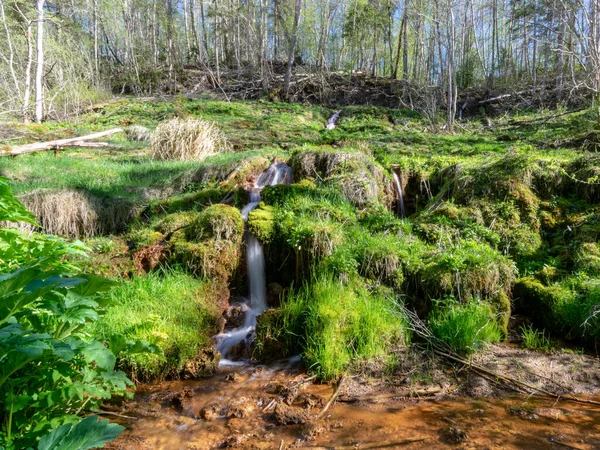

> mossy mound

[
  {"left": 290, "top": 149, "right": 391, "bottom": 208},
  {"left": 169, "top": 205, "right": 244, "bottom": 281}
]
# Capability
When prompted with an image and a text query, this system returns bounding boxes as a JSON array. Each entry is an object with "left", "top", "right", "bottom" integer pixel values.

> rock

[
  {"left": 443, "top": 426, "right": 468, "bottom": 443},
  {"left": 227, "top": 396, "right": 254, "bottom": 419},
  {"left": 171, "top": 387, "right": 193, "bottom": 411},
  {"left": 182, "top": 347, "right": 220, "bottom": 379},
  {"left": 198, "top": 402, "right": 222, "bottom": 421},
  {"left": 225, "top": 372, "right": 241, "bottom": 382},
  {"left": 220, "top": 434, "right": 249, "bottom": 448},
  {"left": 224, "top": 305, "right": 246, "bottom": 329},
  {"left": 273, "top": 403, "right": 308, "bottom": 425},
  {"left": 267, "top": 283, "right": 284, "bottom": 307}
]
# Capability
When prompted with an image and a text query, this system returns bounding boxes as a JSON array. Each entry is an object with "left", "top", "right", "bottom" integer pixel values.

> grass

[
  {"left": 277, "top": 273, "right": 409, "bottom": 380},
  {"left": 3, "top": 97, "right": 600, "bottom": 369},
  {"left": 90, "top": 268, "right": 220, "bottom": 380},
  {"left": 520, "top": 324, "right": 554, "bottom": 351},
  {"left": 428, "top": 298, "right": 503, "bottom": 355}
]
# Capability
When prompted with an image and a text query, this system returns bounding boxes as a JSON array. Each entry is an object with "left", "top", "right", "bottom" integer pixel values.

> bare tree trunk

[
  {"left": 284, "top": 0, "right": 303, "bottom": 96},
  {"left": 35, "top": 0, "right": 45, "bottom": 123},
  {"left": 0, "top": 0, "right": 22, "bottom": 103},
  {"left": 23, "top": 20, "right": 33, "bottom": 122}
]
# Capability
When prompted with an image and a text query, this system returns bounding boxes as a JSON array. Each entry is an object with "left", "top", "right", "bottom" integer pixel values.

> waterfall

[
  {"left": 215, "top": 162, "right": 292, "bottom": 365},
  {"left": 326, "top": 110, "right": 341, "bottom": 130},
  {"left": 392, "top": 172, "right": 406, "bottom": 219}
]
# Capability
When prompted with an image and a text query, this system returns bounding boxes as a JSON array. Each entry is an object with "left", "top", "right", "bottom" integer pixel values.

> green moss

[
  {"left": 128, "top": 228, "right": 164, "bottom": 248},
  {"left": 575, "top": 242, "right": 600, "bottom": 276},
  {"left": 247, "top": 204, "right": 276, "bottom": 243},
  {"left": 154, "top": 211, "right": 198, "bottom": 235},
  {"left": 186, "top": 204, "right": 244, "bottom": 243},
  {"left": 152, "top": 187, "right": 225, "bottom": 214},
  {"left": 420, "top": 240, "right": 516, "bottom": 303}
]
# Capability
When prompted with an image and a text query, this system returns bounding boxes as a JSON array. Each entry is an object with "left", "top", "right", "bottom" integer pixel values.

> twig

[
  {"left": 90, "top": 409, "right": 138, "bottom": 420},
  {"left": 316, "top": 376, "right": 346, "bottom": 421},
  {"left": 302, "top": 437, "right": 427, "bottom": 449}
]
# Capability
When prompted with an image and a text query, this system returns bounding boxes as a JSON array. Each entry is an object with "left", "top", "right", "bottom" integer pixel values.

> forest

[{"left": 1, "top": 0, "right": 600, "bottom": 449}]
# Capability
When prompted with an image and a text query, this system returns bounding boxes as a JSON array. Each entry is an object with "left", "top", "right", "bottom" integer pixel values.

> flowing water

[
  {"left": 214, "top": 162, "right": 292, "bottom": 365},
  {"left": 327, "top": 110, "right": 341, "bottom": 130},
  {"left": 107, "top": 365, "right": 600, "bottom": 450},
  {"left": 392, "top": 172, "right": 406, "bottom": 219}
]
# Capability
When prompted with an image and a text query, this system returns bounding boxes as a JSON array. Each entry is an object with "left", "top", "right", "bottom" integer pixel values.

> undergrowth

[{"left": 91, "top": 268, "right": 220, "bottom": 380}]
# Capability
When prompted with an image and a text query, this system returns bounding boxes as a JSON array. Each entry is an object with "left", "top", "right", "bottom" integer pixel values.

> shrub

[
  {"left": 428, "top": 299, "right": 503, "bottom": 355},
  {"left": 151, "top": 117, "right": 231, "bottom": 161}
]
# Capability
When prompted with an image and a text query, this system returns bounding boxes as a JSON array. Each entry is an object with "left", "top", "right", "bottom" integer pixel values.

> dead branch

[
  {"left": 316, "top": 376, "right": 346, "bottom": 421},
  {"left": 2, "top": 128, "right": 123, "bottom": 156},
  {"left": 302, "top": 437, "right": 427, "bottom": 449},
  {"left": 338, "top": 386, "right": 442, "bottom": 403}
]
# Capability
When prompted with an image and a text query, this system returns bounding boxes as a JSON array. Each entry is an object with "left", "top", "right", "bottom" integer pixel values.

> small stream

[
  {"left": 108, "top": 364, "right": 600, "bottom": 449},
  {"left": 214, "top": 162, "right": 292, "bottom": 365}
]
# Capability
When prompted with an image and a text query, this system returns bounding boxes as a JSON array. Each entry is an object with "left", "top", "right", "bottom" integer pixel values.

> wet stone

[
  {"left": 198, "top": 402, "right": 223, "bottom": 421},
  {"left": 273, "top": 403, "right": 308, "bottom": 425},
  {"left": 171, "top": 387, "right": 193, "bottom": 411},
  {"left": 443, "top": 426, "right": 468, "bottom": 443},
  {"left": 227, "top": 396, "right": 254, "bottom": 419},
  {"left": 182, "top": 347, "right": 220, "bottom": 379},
  {"left": 224, "top": 305, "right": 246, "bottom": 329}
]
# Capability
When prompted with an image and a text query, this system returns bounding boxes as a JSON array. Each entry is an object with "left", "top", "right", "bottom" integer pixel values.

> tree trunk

[
  {"left": 35, "top": 0, "right": 45, "bottom": 123},
  {"left": 284, "top": 0, "right": 303, "bottom": 96}
]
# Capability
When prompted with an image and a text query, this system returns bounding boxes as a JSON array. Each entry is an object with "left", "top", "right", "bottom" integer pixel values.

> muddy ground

[{"left": 103, "top": 343, "right": 600, "bottom": 450}]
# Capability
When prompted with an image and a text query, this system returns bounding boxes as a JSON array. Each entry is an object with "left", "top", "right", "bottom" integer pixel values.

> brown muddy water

[{"left": 105, "top": 361, "right": 600, "bottom": 450}]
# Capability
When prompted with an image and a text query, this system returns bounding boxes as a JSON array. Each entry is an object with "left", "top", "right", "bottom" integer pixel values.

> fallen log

[{"left": 2, "top": 128, "right": 123, "bottom": 156}]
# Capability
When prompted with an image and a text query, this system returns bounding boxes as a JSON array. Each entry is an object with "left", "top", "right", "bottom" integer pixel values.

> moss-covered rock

[
  {"left": 152, "top": 187, "right": 225, "bottom": 214},
  {"left": 168, "top": 205, "right": 244, "bottom": 281},
  {"left": 186, "top": 204, "right": 244, "bottom": 243},
  {"left": 154, "top": 211, "right": 197, "bottom": 235},
  {"left": 247, "top": 204, "right": 276, "bottom": 244},
  {"left": 290, "top": 149, "right": 389, "bottom": 207}
]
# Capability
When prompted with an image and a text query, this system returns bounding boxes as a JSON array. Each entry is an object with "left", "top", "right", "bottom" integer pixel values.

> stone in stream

[
  {"left": 182, "top": 347, "right": 220, "bottom": 379},
  {"left": 198, "top": 402, "right": 223, "bottom": 421},
  {"left": 223, "top": 305, "right": 246, "bottom": 329},
  {"left": 273, "top": 403, "right": 308, "bottom": 425},
  {"left": 170, "top": 387, "right": 193, "bottom": 411}
]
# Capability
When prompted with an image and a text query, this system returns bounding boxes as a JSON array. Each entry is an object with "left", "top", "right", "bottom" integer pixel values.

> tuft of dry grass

[
  {"left": 150, "top": 118, "right": 231, "bottom": 161},
  {"left": 4, "top": 189, "right": 135, "bottom": 237}
]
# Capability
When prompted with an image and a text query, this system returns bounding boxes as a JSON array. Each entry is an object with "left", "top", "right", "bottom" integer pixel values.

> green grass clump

[
  {"left": 520, "top": 325, "right": 554, "bottom": 351},
  {"left": 91, "top": 269, "right": 220, "bottom": 379},
  {"left": 429, "top": 298, "right": 503, "bottom": 355},
  {"left": 274, "top": 273, "right": 408, "bottom": 380}
]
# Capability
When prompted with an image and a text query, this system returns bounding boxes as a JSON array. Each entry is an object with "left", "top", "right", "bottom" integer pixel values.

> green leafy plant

[{"left": 0, "top": 177, "right": 130, "bottom": 449}]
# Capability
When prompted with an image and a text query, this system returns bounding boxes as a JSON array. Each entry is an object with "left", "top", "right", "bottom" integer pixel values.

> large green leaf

[
  {"left": 37, "top": 416, "right": 124, "bottom": 450},
  {"left": 0, "top": 177, "right": 37, "bottom": 225}
]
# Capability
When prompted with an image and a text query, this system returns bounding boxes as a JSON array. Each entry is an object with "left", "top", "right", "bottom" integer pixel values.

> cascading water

[
  {"left": 392, "top": 172, "right": 406, "bottom": 219},
  {"left": 326, "top": 110, "right": 341, "bottom": 130},
  {"left": 214, "top": 162, "right": 292, "bottom": 365}
]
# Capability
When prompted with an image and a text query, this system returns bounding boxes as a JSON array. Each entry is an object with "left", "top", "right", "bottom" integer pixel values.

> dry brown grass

[
  {"left": 4, "top": 189, "right": 135, "bottom": 237},
  {"left": 150, "top": 118, "right": 231, "bottom": 161}
]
